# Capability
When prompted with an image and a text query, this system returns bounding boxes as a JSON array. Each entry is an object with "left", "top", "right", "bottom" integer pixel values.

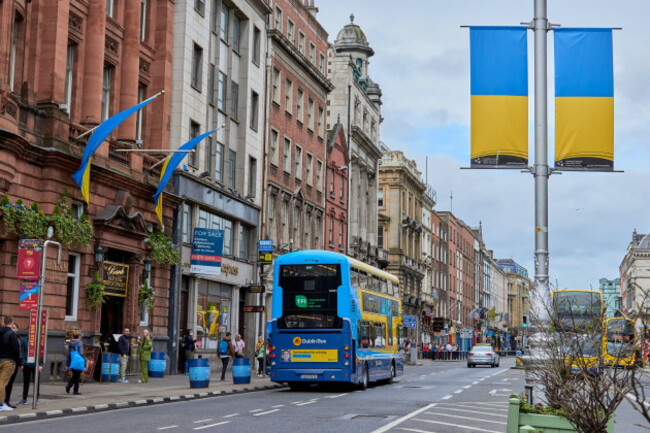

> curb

[{"left": 0, "top": 383, "right": 286, "bottom": 425}]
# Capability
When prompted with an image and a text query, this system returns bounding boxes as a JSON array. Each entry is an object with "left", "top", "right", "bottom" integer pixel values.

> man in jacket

[
  {"left": 117, "top": 328, "right": 131, "bottom": 383},
  {"left": 4, "top": 322, "right": 22, "bottom": 408},
  {"left": 219, "top": 333, "right": 236, "bottom": 381},
  {"left": 0, "top": 317, "right": 21, "bottom": 411},
  {"left": 182, "top": 330, "right": 196, "bottom": 373}
]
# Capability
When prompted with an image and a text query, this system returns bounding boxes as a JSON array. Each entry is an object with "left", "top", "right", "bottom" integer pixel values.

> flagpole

[{"left": 75, "top": 90, "right": 165, "bottom": 140}]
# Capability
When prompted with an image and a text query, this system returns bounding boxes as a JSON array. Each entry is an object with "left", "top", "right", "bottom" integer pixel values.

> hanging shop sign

[
  {"left": 103, "top": 261, "right": 129, "bottom": 297},
  {"left": 17, "top": 239, "right": 43, "bottom": 280}
]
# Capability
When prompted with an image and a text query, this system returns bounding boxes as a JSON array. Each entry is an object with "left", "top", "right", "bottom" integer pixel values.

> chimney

[{"left": 306, "top": 0, "right": 318, "bottom": 18}]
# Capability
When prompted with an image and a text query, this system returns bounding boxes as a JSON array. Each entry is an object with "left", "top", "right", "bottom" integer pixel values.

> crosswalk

[{"left": 390, "top": 400, "right": 509, "bottom": 433}]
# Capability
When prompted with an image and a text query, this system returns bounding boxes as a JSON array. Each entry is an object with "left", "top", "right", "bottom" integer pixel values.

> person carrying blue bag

[{"left": 65, "top": 330, "right": 85, "bottom": 395}]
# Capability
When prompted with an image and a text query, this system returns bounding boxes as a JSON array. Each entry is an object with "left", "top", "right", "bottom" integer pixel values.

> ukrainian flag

[
  {"left": 554, "top": 28, "right": 614, "bottom": 171},
  {"left": 71, "top": 92, "right": 162, "bottom": 203},
  {"left": 153, "top": 129, "right": 217, "bottom": 228},
  {"left": 470, "top": 26, "right": 528, "bottom": 167}
]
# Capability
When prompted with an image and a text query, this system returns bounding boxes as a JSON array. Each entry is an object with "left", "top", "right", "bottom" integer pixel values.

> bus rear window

[{"left": 278, "top": 264, "right": 342, "bottom": 329}]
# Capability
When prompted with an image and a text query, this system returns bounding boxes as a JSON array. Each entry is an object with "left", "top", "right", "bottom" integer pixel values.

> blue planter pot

[
  {"left": 232, "top": 358, "right": 251, "bottom": 384},
  {"left": 148, "top": 352, "right": 166, "bottom": 378},
  {"left": 188, "top": 358, "right": 210, "bottom": 388}
]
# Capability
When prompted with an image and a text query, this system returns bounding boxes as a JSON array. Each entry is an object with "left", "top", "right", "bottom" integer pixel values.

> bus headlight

[
  {"left": 344, "top": 361, "right": 349, "bottom": 366},
  {"left": 271, "top": 361, "right": 276, "bottom": 366}
]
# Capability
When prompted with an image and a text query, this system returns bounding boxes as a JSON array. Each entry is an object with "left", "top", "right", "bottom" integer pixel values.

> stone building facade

[
  {"left": 0, "top": 0, "right": 176, "bottom": 373},
  {"left": 324, "top": 121, "right": 349, "bottom": 255},
  {"left": 431, "top": 210, "right": 449, "bottom": 333},
  {"left": 599, "top": 277, "right": 621, "bottom": 318},
  {"left": 327, "top": 15, "right": 383, "bottom": 266},
  {"left": 620, "top": 230, "right": 650, "bottom": 324},
  {"left": 497, "top": 259, "right": 531, "bottom": 331},
  {"left": 169, "top": 0, "right": 270, "bottom": 369}
]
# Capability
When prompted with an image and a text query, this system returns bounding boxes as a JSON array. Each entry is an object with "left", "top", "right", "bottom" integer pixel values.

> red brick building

[
  {"left": 324, "top": 121, "right": 348, "bottom": 253},
  {"left": 263, "top": 0, "right": 333, "bottom": 254},
  {"left": 0, "top": 0, "right": 176, "bottom": 372}
]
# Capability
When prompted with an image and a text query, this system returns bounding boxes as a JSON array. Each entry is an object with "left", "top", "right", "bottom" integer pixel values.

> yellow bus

[{"left": 603, "top": 317, "right": 636, "bottom": 368}]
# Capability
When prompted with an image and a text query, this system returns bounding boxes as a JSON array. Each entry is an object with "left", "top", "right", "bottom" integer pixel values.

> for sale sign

[
  {"left": 190, "top": 228, "right": 224, "bottom": 275},
  {"left": 17, "top": 239, "right": 42, "bottom": 280}
]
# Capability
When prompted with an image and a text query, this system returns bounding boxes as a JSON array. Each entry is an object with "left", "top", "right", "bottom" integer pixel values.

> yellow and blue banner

[
  {"left": 554, "top": 28, "right": 614, "bottom": 171},
  {"left": 470, "top": 26, "right": 528, "bottom": 167},
  {"left": 71, "top": 92, "right": 162, "bottom": 203},
  {"left": 153, "top": 129, "right": 216, "bottom": 228}
]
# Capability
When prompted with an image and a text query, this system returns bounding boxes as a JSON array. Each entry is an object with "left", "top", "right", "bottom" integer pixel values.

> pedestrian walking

[
  {"left": 0, "top": 317, "right": 21, "bottom": 411},
  {"left": 255, "top": 335, "right": 265, "bottom": 377},
  {"left": 65, "top": 330, "right": 84, "bottom": 395},
  {"left": 432, "top": 344, "right": 437, "bottom": 360},
  {"left": 118, "top": 328, "right": 131, "bottom": 383},
  {"left": 422, "top": 344, "right": 428, "bottom": 360},
  {"left": 182, "top": 329, "right": 196, "bottom": 373},
  {"left": 234, "top": 334, "right": 245, "bottom": 358},
  {"left": 219, "top": 333, "right": 236, "bottom": 381},
  {"left": 138, "top": 330, "right": 152, "bottom": 384},
  {"left": 18, "top": 332, "right": 42, "bottom": 405},
  {"left": 4, "top": 322, "right": 21, "bottom": 408}
]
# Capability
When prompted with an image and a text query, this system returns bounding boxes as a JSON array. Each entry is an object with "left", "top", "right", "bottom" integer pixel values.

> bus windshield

[
  {"left": 553, "top": 291, "right": 602, "bottom": 330},
  {"left": 278, "top": 264, "right": 342, "bottom": 329},
  {"left": 606, "top": 319, "right": 635, "bottom": 358}
]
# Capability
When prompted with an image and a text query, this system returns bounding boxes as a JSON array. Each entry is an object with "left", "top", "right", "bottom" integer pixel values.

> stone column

[
  {"left": 117, "top": 0, "right": 141, "bottom": 141},
  {"left": 0, "top": 1, "right": 14, "bottom": 87},
  {"left": 349, "top": 162, "right": 360, "bottom": 249},
  {"left": 35, "top": 0, "right": 69, "bottom": 104},
  {"left": 82, "top": 0, "right": 107, "bottom": 126}
]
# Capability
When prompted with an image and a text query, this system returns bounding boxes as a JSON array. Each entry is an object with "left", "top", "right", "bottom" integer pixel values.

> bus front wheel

[
  {"left": 359, "top": 364, "right": 369, "bottom": 390},
  {"left": 388, "top": 362, "right": 396, "bottom": 384}
]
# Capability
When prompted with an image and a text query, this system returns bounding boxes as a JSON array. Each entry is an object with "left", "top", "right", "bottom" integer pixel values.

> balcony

[{"left": 377, "top": 247, "right": 389, "bottom": 265}]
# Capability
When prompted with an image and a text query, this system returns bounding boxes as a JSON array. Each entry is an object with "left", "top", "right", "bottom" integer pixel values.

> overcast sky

[{"left": 316, "top": 1, "right": 650, "bottom": 291}]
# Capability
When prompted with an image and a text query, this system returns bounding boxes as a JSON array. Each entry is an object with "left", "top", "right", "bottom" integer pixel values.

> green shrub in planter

[{"left": 146, "top": 231, "right": 179, "bottom": 266}]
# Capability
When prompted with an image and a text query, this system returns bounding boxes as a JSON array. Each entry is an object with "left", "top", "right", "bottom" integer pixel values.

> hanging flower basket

[{"left": 145, "top": 231, "right": 179, "bottom": 266}]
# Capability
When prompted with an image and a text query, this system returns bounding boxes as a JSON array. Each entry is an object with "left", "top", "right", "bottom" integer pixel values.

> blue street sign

[
  {"left": 403, "top": 315, "right": 417, "bottom": 329},
  {"left": 258, "top": 240, "right": 273, "bottom": 252}
]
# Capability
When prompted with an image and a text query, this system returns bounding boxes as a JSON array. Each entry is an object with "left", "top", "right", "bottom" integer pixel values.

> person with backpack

[
  {"left": 255, "top": 335, "right": 265, "bottom": 377},
  {"left": 65, "top": 330, "right": 84, "bottom": 395},
  {"left": 182, "top": 330, "right": 196, "bottom": 373},
  {"left": 0, "top": 316, "right": 21, "bottom": 411},
  {"left": 218, "top": 333, "right": 235, "bottom": 381}
]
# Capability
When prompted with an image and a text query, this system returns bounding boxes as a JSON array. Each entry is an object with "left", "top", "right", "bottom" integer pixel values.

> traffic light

[{"left": 522, "top": 315, "right": 528, "bottom": 328}]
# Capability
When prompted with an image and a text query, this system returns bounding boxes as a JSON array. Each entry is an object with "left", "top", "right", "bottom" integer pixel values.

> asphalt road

[{"left": 5, "top": 358, "right": 650, "bottom": 433}]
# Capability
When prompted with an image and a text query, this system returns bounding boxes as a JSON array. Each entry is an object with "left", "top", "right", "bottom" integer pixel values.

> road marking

[
  {"left": 157, "top": 426, "right": 178, "bottom": 431},
  {"left": 253, "top": 409, "right": 280, "bottom": 416},
  {"left": 249, "top": 409, "right": 264, "bottom": 413},
  {"left": 369, "top": 403, "right": 437, "bottom": 433},
  {"left": 291, "top": 400, "right": 304, "bottom": 404},
  {"left": 193, "top": 421, "right": 230, "bottom": 430},
  {"left": 472, "top": 381, "right": 479, "bottom": 384},
  {"left": 440, "top": 395, "right": 452, "bottom": 400},
  {"left": 431, "top": 406, "right": 507, "bottom": 417},
  {"left": 296, "top": 400, "right": 317, "bottom": 406},
  {"left": 193, "top": 419, "right": 213, "bottom": 424},
  {"left": 438, "top": 403, "right": 508, "bottom": 412},
  {"left": 271, "top": 404, "right": 285, "bottom": 408},
  {"left": 326, "top": 393, "right": 349, "bottom": 399},
  {"left": 398, "top": 428, "right": 434, "bottom": 433},
  {"left": 222, "top": 413, "right": 239, "bottom": 418},
  {"left": 423, "top": 412, "right": 506, "bottom": 425},
  {"left": 463, "top": 385, "right": 471, "bottom": 389},
  {"left": 454, "top": 390, "right": 463, "bottom": 394},
  {"left": 626, "top": 393, "right": 650, "bottom": 408},
  {"left": 413, "top": 418, "right": 501, "bottom": 432}
]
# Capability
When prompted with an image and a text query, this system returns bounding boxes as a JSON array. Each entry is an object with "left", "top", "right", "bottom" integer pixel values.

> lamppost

[{"left": 94, "top": 244, "right": 104, "bottom": 275}]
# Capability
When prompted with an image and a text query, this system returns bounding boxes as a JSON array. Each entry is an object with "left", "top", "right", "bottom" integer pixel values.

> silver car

[{"left": 467, "top": 345, "right": 500, "bottom": 368}]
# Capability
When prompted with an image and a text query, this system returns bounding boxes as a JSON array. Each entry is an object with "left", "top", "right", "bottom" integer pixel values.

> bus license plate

[{"left": 302, "top": 374, "right": 318, "bottom": 379}]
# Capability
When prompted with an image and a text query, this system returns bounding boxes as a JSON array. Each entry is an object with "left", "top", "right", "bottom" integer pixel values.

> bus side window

[
  {"left": 387, "top": 322, "right": 393, "bottom": 347},
  {"left": 350, "top": 267, "right": 359, "bottom": 288},
  {"left": 397, "top": 324, "right": 404, "bottom": 349},
  {"left": 380, "top": 278, "right": 388, "bottom": 295},
  {"left": 374, "top": 323, "right": 385, "bottom": 348},
  {"left": 360, "top": 322, "right": 370, "bottom": 349},
  {"left": 359, "top": 271, "right": 368, "bottom": 292},
  {"left": 394, "top": 283, "right": 400, "bottom": 298}
]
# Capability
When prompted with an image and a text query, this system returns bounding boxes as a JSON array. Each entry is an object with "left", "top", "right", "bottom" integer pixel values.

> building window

[
  {"left": 315, "top": 215, "right": 322, "bottom": 249},
  {"left": 189, "top": 121, "right": 200, "bottom": 167},
  {"left": 283, "top": 138, "right": 291, "bottom": 173},
  {"left": 339, "top": 220, "right": 343, "bottom": 248},
  {"left": 253, "top": 27, "right": 261, "bottom": 65},
  {"left": 140, "top": 0, "right": 148, "bottom": 40},
  {"left": 191, "top": 43, "right": 203, "bottom": 91},
  {"left": 307, "top": 98, "right": 314, "bottom": 131},
  {"left": 309, "top": 42, "right": 316, "bottom": 64},
  {"left": 296, "top": 89, "right": 304, "bottom": 123},
  {"left": 317, "top": 106, "right": 324, "bottom": 138},
  {"left": 270, "top": 129, "right": 279, "bottom": 165},
  {"left": 305, "top": 153, "right": 313, "bottom": 186},
  {"left": 293, "top": 206, "right": 301, "bottom": 248},
  {"left": 182, "top": 203, "right": 192, "bottom": 243},
  {"left": 208, "top": 64, "right": 215, "bottom": 105},
  {"left": 228, "top": 149, "right": 236, "bottom": 188},
  {"left": 340, "top": 173, "right": 345, "bottom": 200},
  {"left": 214, "top": 142, "right": 224, "bottom": 182},
  {"left": 294, "top": 145, "right": 302, "bottom": 179},
  {"left": 319, "top": 53, "right": 326, "bottom": 75},
  {"left": 287, "top": 19, "right": 295, "bottom": 43},
  {"left": 378, "top": 188, "right": 384, "bottom": 207},
  {"left": 272, "top": 68, "right": 280, "bottom": 104},
  {"left": 316, "top": 160, "right": 323, "bottom": 191},
  {"left": 65, "top": 253, "right": 80, "bottom": 321},
  {"left": 285, "top": 78, "right": 293, "bottom": 114},
  {"left": 281, "top": 200, "right": 289, "bottom": 243},
  {"left": 305, "top": 210, "right": 312, "bottom": 249},
  {"left": 223, "top": 220, "right": 233, "bottom": 255},
  {"left": 232, "top": 14, "right": 241, "bottom": 52},
  {"left": 64, "top": 43, "right": 75, "bottom": 114},
  {"left": 194, "top": 0, "right": 205, "bottom": 15},
  {"left": 274, "top": 6, "right": 282, "bottom": 30},
  {"left": 248, "top": 157, "right": 256, "bottom": 196},
  {"left": 217, "top": 71, "right": 227, "bottom": 111},
  {"left": 239, "top": 225, "right": 250, "bottom": 260},
  {"left": 231, "top": 81, "right": 239, "bottom": 120},
  {"left": 101, "top": 66, "right": 112, "bottom": 121},
  {"left": 136, "top": 85, "right": 146, "bottom": 142},
  {"left": 378, "top": 226, "right": 384, "bottom": 249},
  {"left": 329, "top": 168, "right": 335, "bottom": 196},
  {"left": 268, "top": 194, "right": 276, "bottom": 240},
  {"left": 205, "top": 136, "right": 213, "bottom": 174},
  {"left": 250, "top": 91, "right": 259, "bottom": 131},
  {"left": 328, "top": 215, "right": 333, "bottom": 246},
  {"left": 220, "top": 4, "right": 230, "bottom": 41},
  {"left": 9, "top": 18, "right": 18, "bottom": 91},
  {"left": 106, "top": 0, "right": 114, "bottom": 18},
  {"left": 298, "top": 31, "right": 305, "bottom": 54}
]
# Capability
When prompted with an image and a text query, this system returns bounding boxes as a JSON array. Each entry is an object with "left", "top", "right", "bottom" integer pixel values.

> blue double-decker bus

[{"left": 268, "top": 250, "right": 405, "bottom": 390}]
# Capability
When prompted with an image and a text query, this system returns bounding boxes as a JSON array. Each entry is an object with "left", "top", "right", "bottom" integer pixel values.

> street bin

[
  {"left": 101, "top": 353, "right": 120, "bottom": 383},
  {"left": 188, "top": 358, "right": 210, "bottom": 388},
  {"left": 149, "top": 352, "right": 166, "bottom": 378},
  {"left": 232, "top": 357, "right": 251, "bottom": 384}
]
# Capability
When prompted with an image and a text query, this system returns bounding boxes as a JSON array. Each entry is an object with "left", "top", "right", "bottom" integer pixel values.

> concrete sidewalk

[{"left": 0, "top": 370, "right": 280, "bottom": 426}]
